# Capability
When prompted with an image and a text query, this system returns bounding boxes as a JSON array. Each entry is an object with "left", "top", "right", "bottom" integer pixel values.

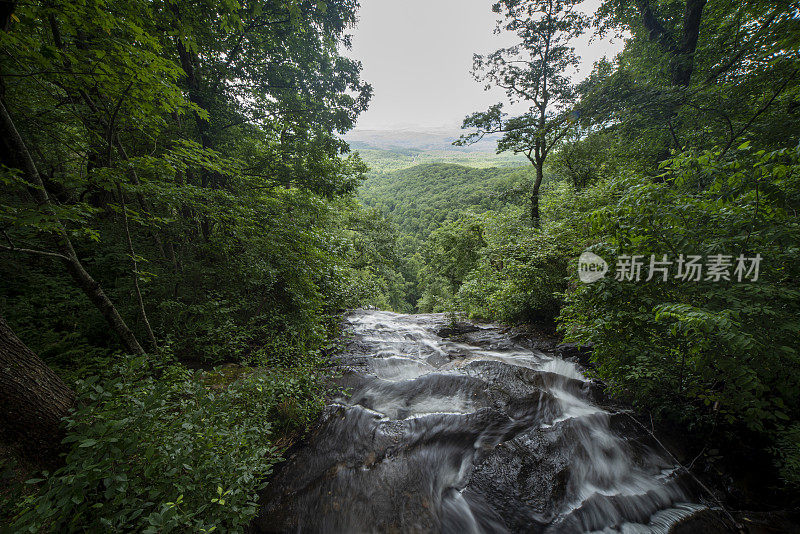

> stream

[{"left": 252, "top": 310, "right": 723, "bottom": 533}]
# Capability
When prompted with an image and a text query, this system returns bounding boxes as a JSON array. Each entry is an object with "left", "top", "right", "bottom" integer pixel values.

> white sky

[{"left": 346, "top": 0, "right": 625, "bottom": 130}]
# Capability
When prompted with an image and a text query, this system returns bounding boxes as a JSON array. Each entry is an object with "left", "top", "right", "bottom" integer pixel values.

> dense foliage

[
  {"left": 1, "top": 0, "right": 373, "bottom": 364},
  {"left": 561, "top": 146, "right": 800, "bottom": 484},
  {"left": 13, "top": 356, "right": 323, "bottom": 533},
  {"left": 0, "top": 0, "right": 403, "bottom": 530},
  {"left": 357, "top": 163, "right": 537, "bottom": 311}
]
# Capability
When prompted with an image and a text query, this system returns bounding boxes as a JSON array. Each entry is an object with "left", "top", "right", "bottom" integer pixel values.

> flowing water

[{"left": 253, "top": 310, "right": 718, "bottom": 533}]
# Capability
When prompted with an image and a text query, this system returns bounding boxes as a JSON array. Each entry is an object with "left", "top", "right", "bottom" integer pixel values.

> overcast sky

[{"left": 346, "top": 0, "right": 625, "bottom": 131}]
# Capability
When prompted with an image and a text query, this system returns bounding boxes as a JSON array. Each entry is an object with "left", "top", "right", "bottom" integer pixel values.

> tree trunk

[
  {"left": 634, "top": 0, "right": 707, "bottom": 87},
  {"left": 673, "top": 0, "right": 707, "bottom": 86},
  {"left": 0, "top": 99, "right": 146, "bottom": 356},
  {"left": 0, "top": 316, "right": 75, "bottom": 465},
  {"left": 531, "top": 162, "right": 544, "bottom": 227},
  {"left": 117, "top": 184, "right": 158, "bottom": 351}
]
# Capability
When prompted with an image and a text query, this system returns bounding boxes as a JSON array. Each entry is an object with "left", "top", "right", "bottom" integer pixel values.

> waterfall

[{"left": 253, "top": 310, "right": 718, "bottom": 533}]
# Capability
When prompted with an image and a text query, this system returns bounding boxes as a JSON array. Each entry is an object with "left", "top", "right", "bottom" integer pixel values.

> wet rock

[
  {"left": 668, "top": 509, "right": 732, "bottom": 533},
  {"left": 556, "top": 342, "right": 595, "bottom": 369},
  {"left": 436, "top": 322, "right": 480, "bottom": 338}
]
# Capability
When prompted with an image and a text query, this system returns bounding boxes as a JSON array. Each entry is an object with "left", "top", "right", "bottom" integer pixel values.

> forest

[{"left": 0, "top": 0, "right": 799, "bottom": 531}]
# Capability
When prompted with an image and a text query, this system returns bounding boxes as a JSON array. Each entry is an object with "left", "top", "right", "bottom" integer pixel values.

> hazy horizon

[{"left": 346, "top": 0, "right": 625, "bottom": 132}]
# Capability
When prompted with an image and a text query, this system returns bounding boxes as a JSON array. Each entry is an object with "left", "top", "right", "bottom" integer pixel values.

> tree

[
  {"left": 549, "top": 126, "right": 610, "bottom": 189},
  {"left": 0, "top": 0, "right": 384, "bottom": 529},
  {"left": 579, "top": 0, "right": 800, "bottom": 161},
  {"left": 0, "top": 316, "right": 74, "bottom": 465},
  {"left": 457, "top": 0, "right": 588, "bottom": 226},
  {"left": 0, "top": 0, "right": 372, "bottom": 364},
  {"left": 0, "top": 84, "right": 146, "bottom": 356},
  {"left": 164, "top": 0, "right": 372, "bottom": 200}
]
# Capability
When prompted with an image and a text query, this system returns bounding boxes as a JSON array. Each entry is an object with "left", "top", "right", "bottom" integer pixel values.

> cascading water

[{"left": 252, "top": 310, "right": 721, "bottom": 533}]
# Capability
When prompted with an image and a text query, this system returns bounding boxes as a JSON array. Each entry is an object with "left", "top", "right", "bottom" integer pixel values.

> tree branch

[{"left": 0, "top": 244, "right": 69, "bottom": 260}]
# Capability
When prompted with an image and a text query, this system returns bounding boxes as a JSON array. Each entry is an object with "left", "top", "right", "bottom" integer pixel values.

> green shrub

[
  {"left": 457, "top": 209, "right": 568, "bottom": 323},
  {"left": 776, "top": 424, "right": 800, "bottom": 488},
  {"left": 559, "top": 145, "right": 800, "bottom": 483},
  {"left": 11, "top": 356, "right": 324, "bottom": 533},
  {"left": 457, "top": 181, "right": 611, "bottom": 323}
]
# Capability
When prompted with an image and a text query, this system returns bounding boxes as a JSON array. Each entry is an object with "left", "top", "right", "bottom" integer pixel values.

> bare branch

[{"left": 0, "top": 244, "right": 69, "bottom": 261}]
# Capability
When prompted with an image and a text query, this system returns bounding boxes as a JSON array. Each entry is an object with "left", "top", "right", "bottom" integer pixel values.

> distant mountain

[{"left": 343, "top": 127, "right": 503, "bottom": 153}]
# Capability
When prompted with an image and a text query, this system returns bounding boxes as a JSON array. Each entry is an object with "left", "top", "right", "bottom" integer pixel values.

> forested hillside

[
  {"left": 360, "top": 163, "right": 532, "bottom": 239},
  {"left": 353, "top": 148, "right": 526, "bottom": 173}
]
